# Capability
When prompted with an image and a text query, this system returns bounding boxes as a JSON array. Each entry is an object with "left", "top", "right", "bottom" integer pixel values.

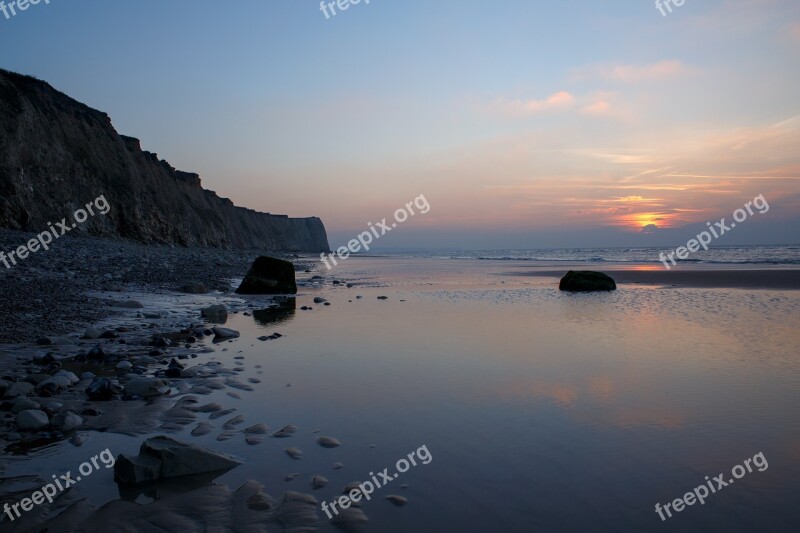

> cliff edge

[{"left": 0, "top": 69, "right": 329, "bottom": 252}]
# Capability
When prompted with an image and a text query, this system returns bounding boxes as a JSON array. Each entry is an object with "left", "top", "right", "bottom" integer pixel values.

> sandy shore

[{"left": 506, "top": 268, "right": 800, "bottom": 290}]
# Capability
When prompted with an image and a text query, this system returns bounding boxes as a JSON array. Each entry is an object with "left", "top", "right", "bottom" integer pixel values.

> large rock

[
  {"left": 114, "top": 435, "right": 241, "bottom": 485},
  {"left": 235, "top": 257, "right": 297, "bottom": 295},
  {"left": 16, "top": 409, "right": 50, "bottom": 430},
  {"left": 559, "top": 270, "right": 617, "bottom": 292}
]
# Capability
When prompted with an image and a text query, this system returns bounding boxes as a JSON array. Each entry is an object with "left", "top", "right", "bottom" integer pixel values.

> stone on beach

[
  {"left": 386, "top": 495, "right": 408, "bottom": 507},
  {"left": 86, "top": 377, "right": 119, "bottom": 401},
  {"left": 201, "top": 304, "right": 228, "bottom": 318},
  {"left": 11, "top": 397, "right": 41, "bottom": 413},
  {"left": 125, "top": 377, "right": 171, "bottom": 398},
  {"left": 223, "top": 415, "right": 246, "bottom": 430},
  {"left": 235, "top": 256, "right": 298, "bottom": 295},
  {"left": 317, "top": 436, "right": 342, "bottom": 448},
  {"left": 244, "top": 423, "right": 269, "bottom": 435},
  {"left": 286, "top": 447, "right": 303, "bottom": 460},
  {"left": 558, "top": 270, "right": 617, "bottom": 292},
  {"left": 271, "top": 425, "right": 298, "bottom": 438},
  {"left": 191, "top": 422, "right": 214, "bottom": 437},
  {"left": 311, "top": 475, "right": 329, "bottom": 490},
  {"left": 114, "top": 435, "right": 241, "bottom": 485},
  {"left": 16, "top": 409, "right": 50, "bottom": 430},
  {"left": 212, "top": 327, "right": 240, "bottom": 340},
  {"left": 52, "top": 411, "right": 84, "bottom": 432},
  {"left": 5, "top": 381, "right": 34, "bottom": 398}
]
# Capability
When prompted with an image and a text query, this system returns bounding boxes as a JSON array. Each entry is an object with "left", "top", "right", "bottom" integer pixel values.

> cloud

[
  {"left": 571, "top": 60, "right": 694, "bottom": 83},
  {"left": 488, "top": 91, "right": 576, "bottom": 116}
]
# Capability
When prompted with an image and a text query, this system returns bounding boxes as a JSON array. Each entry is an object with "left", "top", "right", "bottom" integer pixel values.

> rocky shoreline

[
  {"left": 0, "top": 229, "right": 319, "bottom": 344},
  {"left": 0, "top": 230, "right": 377, "bottom": 530}
]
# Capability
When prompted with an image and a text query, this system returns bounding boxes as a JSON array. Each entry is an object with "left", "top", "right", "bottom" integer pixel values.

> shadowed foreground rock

[
  {"left": 114, "top": 435, "right": 241, "bottom": 485},
  {"left": 236, "top": 256, "right": 298, "bottom": 295},
  {"left": 559, "top": 270, "right": 617, "bottom": 292}
]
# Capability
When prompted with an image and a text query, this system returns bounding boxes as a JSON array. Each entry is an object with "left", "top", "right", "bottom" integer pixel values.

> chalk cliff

[{"left": 0, "top": 69, "right": 329, "bottom": 251}]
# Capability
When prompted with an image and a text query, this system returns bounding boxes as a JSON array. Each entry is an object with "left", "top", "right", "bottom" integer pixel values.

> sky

[{"left": 1, "top": 0, "right": 799, "bottom": 249}]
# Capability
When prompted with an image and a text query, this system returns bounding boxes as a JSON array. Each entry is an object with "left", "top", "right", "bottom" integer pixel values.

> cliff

[{"left": 0, "top": 69, "right": 330, "bottom": 251}]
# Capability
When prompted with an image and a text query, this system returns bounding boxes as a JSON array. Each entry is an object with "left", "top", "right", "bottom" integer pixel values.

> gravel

[{"left": 0, "top": 229, "right": 314, "bottom": 343}]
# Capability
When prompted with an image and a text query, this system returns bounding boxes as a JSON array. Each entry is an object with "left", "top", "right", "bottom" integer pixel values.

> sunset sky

[{"left": 1, "top": 0, "right": 798, "bottom": 248}]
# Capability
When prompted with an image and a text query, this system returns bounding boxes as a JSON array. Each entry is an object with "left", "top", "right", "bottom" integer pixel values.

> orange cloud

[
  {"left": 489, "top": 91, "right": 576, "bottom": 116},
  {"left": 571, "top": 60, "right": 694, "bottom": 83}
]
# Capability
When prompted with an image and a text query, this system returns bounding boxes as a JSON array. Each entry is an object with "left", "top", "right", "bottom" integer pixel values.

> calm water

[{"left": 4, "top": 257, "right": 800, "bottom": 532}]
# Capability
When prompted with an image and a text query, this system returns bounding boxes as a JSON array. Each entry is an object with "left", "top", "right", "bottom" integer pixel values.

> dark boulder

[
  {"left": 86, "top": 377, "right": 118, "bottom": 401},
  {"left": 559, "top": 270, "right": 617, "bottom": 292},
  {"left": 235, "top": 257, "right": 297, "bottom": 295},
  {"left": 114, "top": 435, "right": 241, "bottom": 485}
]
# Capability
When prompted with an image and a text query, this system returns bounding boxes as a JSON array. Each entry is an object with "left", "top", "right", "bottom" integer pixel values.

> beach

[{"left": 2, "top": 248, "right": 799, "bottom": 531}]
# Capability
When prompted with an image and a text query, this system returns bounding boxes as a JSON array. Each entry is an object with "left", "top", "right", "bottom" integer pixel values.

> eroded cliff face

[{"left": 0, "top": 69, "right": 329, "bottom": 251}]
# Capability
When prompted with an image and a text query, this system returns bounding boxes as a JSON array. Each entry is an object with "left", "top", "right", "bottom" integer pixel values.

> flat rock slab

[{"left": 114, "top": 435, "right": 241, "bottom": 485}]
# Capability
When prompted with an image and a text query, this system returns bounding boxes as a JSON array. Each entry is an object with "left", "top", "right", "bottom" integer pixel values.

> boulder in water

[
  {"left": 559, "top": 270, "right": 617, "bottom": 292},
  {"left": 235, "top": 257, "right": 297, "bottom": 295}
]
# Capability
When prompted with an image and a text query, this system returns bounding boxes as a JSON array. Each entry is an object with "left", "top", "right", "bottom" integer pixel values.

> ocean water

[
  {"left": 371, "top": 244, "right": 800, "bottom": 266},
  {"left": 4, "top": 256, "right": 800, "bottom": 532}
]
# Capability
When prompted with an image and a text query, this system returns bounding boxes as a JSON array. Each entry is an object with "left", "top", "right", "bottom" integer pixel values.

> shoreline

[{"left": 504, "top": 268, "right": 800, "bottom": 290}]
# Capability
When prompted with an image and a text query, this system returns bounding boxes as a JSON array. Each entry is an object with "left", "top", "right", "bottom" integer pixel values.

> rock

[
  {"left": 82, "top": 327, "right": 101, "bottom": 340},
  {"left": 36, "top": 337, "right": 53, "bottom": 345},
  {"left": 86, "top": 377, "right": 118, "bottom": 401},
  {"left": 0, "top": 379, "right": 8, "bottom": 397},
  {"left": 244, "top": 424, "right": 269, "bottom": 435},
  {"left": 333, "top": 462, "right": 344, "bottom": 470},
  {"left": 54, "top": 370, "right": 79, "bottom": 384},
  {"left": 191, "top": 422, "right": 214, "bottom": 437},
  {"left": 558, "top": 270, "right": 617, "bottom": 292},
  {"left": 212, "top": 327, "right": 240, "bottom": 340},
  {"left": 116, "top": 361, "right": 133, "bottom": 370},
  {"left": 317, "top": 436, "right": 342, "bottom": 448},
  {"left": 201, "top": 304, "right": 228, "bottom": 318},
  {"left": 235, "top": 256, "right": 298, "bottom": 295},
  {"left": 37, "top": 375, "right": 73, "bottom": 394},
  {"left": 11, "top": 397, "right": 41, "bottom": 414},
  {"left": 165, "top": 367, "right": 182, "bottom": 378},
  {"left": 180, "top": 282, "right": 209, "bottom": 294},
  {"left": 5, "top": 382, "right": 34, "bottom": 398},
  {"left": 223, "top": 415, "right": 246, "bottom": 430},
  {"left": 311, "top": 475, "right": 329, "bottom": 490},
  {"left": 52, "top": 411, "right": 84, "bottom": 432},
  {"left": 125, "top": 377, "right": 171, "bottom": 398},
  {"left": 271, "top": 425, "right": 297, "bottom": 438},
  {"left": 286, "top": 447, "right": 303, "bottom": 460},
  {"left": 80, "top": 372, "right": 96, "bottom": 380},
  {"left": 386, "top": 495, "right": 408, "bottom": 507},
  {"left": 16, "top": 409, "right": 50, "bottom": 430},
  {"left": 331, "top": 507, "right": 370, "bottom": 529},
  {"left": 313, "top": 297, "right": 327, "bottom": 304},
  {"left": 87, "top": 344, "right": 106, "bottom": 361},
  {"left": 151, "top": 336, "right": 172, "bottom": 348},
  {"left": 377, "top": 296, "right": 388, "bottom": 300},
  {"left": 114, "top": 435, "right": 241, "bottom": 485},
  {"left": 245, "top": 436, "right": 263, "bottom": 446}
]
